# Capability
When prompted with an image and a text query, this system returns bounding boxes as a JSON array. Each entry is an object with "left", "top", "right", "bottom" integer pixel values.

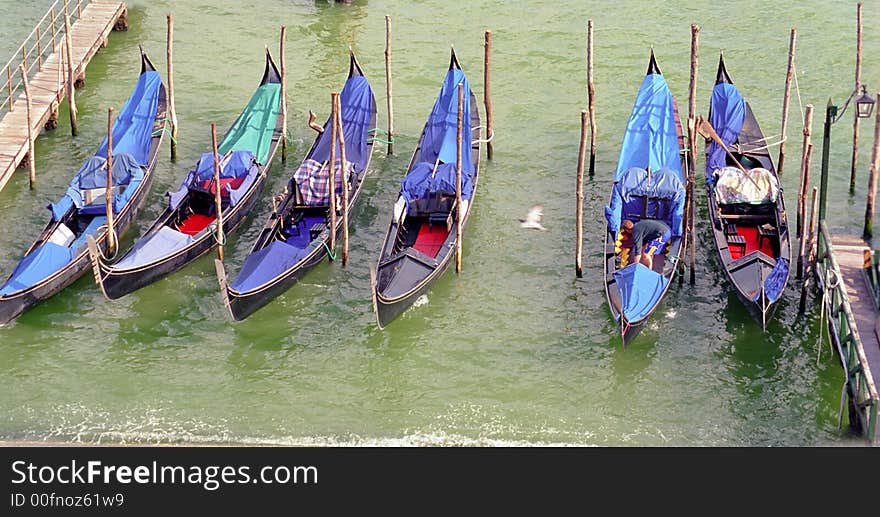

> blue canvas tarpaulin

[
  {"left": 113, "top": 226, "right": 193, "bottom": 270},
  {"left": 612, "top": 263, "right": 669, "bottom": 323},
  {"left": 707, "top": 82, "right": 745, "bottom": 182},
  {"left": 613, "top": 73, "right": 681, "bottom": 182},
  {"left": 96, "top": 70, "right": 162, "bottom": 166},
  {"left": 401, "top": 162, "right": 474, "bottom": 205},
  {"left": 604, "top": 167, "right": 685, "bottom": 236},
  {"left": 310, "top": 75, "right": 376, "bottom": 171},
  {"left": 0, "top": 243, "right": 71, "bottom": 295},
  {"left": 757, "top": 258, "right": 789, "bottom": 303},
  {"left": 49, "top": 153, "right": 145, "bottom": 220},
  {"left": 230, "top": 240, "right": 310, "bottom": 292}
]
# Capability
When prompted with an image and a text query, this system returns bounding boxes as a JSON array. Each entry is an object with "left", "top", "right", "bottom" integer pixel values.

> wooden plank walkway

[
  {"left": 830, "top": 233, "right": 880, "bottom": 442},
  {"left": 0, "top": 1, "right": 126, "bottom": 192}
]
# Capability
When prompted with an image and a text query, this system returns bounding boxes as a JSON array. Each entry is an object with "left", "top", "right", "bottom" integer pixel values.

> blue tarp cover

[
  {"left": 113, "top": 226, "right": 193, "bottom": 270},
  {"left": 166, "top": 150, "right": 257, "bottom": 210},
  {"left": 758, "top": 257, "right": 789, "bottom": 303},
  {"left": 613, "top": 263, "right": 669, "bottom": 323},
  {"left": 0, "top": 216, "right": 106, "bottom": 295},
  {"left": 0, "top": 242, "right": 72, "bottom": 295},
  {"left": 400, "top": 162, "right": 473, "bottom": 204},
  {"left": 49, "top": 153, "right": 145, "bottom": 220},
  {"left": 604, "top": 167, "right": 685, "bottom": 236},
  {"left": 707, "top": 83, "right": 745, "bottom": 182},
  {"left": 310, "top": 75, "right": 375, "bottom": 171},
  {"left": 96, "top": 70, "right": 162, "bottom": 166},
  {"left": 613, "top": 73, "right": 681, "bottom": 182},
  {"left": 400, "top": 68, "right": 474, "bottom": 203},
  {"left": 230, "top": 240, "right": 310, "bottom": 292}
]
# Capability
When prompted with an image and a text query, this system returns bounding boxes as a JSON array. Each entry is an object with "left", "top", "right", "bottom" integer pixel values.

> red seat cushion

[
  {"left": 177, "top": 213, "right": 216, "bottom": 236},
  {"left": 198, "top": 177, "right": 245, "bottom": 196}
]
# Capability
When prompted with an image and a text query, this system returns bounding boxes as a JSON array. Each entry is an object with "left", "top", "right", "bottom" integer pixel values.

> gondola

[
  {"left": 372, "top": 49, "right": 481, "bottom": 329},
  {"left": 0, "top": 49, "right": 166, "bottom": 325},
  {"left": 87, "top": 49, "right": 283, "bottom": 300},
  {"left": 705, "top": 53, "right": 790, "bottom": 329},
  {"left": 603, "top": 51, "right": 687, "bottom": 345},
  {"left": 214, "top": 51, "right": 376, "bottom": 321}
]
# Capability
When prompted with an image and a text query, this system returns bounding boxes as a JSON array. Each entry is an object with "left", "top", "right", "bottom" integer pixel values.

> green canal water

[{"left": 0, "top": 0, "right": 878, "bottom": 446}]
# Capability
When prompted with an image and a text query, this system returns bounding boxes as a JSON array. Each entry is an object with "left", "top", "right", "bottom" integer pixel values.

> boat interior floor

[
  {"left": 724, "top": 222, "right": 776, "bottom": 260},
  {"left": 399, "top": 216, "right": 450, "bottom": 259}
]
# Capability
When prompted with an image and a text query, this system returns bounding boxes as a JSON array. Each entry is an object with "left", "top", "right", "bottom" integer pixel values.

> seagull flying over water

[{"left": 519, "top": 205, "right": 547, "bottom": 231}]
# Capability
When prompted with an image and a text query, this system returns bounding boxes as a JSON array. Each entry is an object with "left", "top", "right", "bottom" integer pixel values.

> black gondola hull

[{"left": 0, "top": 144, "right": 162, "bottom": 324}]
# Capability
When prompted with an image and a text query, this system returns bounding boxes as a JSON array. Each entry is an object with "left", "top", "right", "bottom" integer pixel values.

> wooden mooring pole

[
  {"left": 575, "top": 109, "right": 587, "bottom": 278},
  {"left": 329, "top": 92, "right": 338, "bottom": 259},
  {"left": 850, "top": 2, "right": 863, "bottom": 194},
  {"left": 384, "top": 15, "right": 393, "bottom": 155},
  {"left": 280, "top": 25, "right": 288, "bottom": 162},
  {"left": 211, "top": 123, "right": 224, "bottom": 261},
  {"left": 64, "top": 9, "right": 78, "bottom": 136},
  {"left": 587, "top": 20, "right": 596, "bottom": 177},
  {"left": 484, "top": 29, "right": 494, "bottom": 160},
  {"left": 335, "top": 93, "right": 349, "bottom": 266},
  {"left": 167, "top": 14, "right": 178, "bottom": 161},
  {"left": 105, "top": 108, "right": 116, "bottom": 256},
  {"left": 455, "top": 83, "right": 464, "bottom": 274},
  {"left": 862, "top": 91, "right": 880, "bottom": 241},
  {"left": 778, "top": 27, "right": 796, "bottom": 176},
  {"left": 797, "top": 142, "right": 814, "bottom": 279},
  {"left": 798, "top": 186, "right": 819, "bottom": 314},
  {"left": 688, "top": 23, "right": 699, "bottom": 285},
  {"left": 796, "top": 104, "right": 814, "bottom": 236},
  {"left": 20, "top": 65, "right": 35, "bottom": 189}
]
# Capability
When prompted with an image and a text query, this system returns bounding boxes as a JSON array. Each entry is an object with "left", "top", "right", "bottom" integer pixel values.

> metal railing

[
  {"left": 816, "top": 221, "right": 879, "bottom": 443},
  {"left": 0, "top": 0, "right": 91, "bottom": 117},
  {"left": 865, "top": 249, "right": 880, "bottom": 310}
]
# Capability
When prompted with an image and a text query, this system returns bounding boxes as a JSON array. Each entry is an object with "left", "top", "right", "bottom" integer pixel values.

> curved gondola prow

[
  {"left": 716, "top": 52, "right": 732, "bottom": 85},
  {"left": 349, "top": 48, "right": 366, "bottom": 78},
  {"left": 449, "top": 47, "right": 462, "bottom": 71},
  {"left": 260, "top": 47, "right": 282, "bottom": 86},
  {"left": 647, "top": 49, "right": 661, "bottom": 76},
  {"left": 140, "top": 46, "right": 157, "bottom": 74}
]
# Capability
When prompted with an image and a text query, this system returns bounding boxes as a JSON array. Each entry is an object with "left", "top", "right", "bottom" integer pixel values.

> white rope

[{"left": 793, "top": 61, "right": 804, "bottom": 126}]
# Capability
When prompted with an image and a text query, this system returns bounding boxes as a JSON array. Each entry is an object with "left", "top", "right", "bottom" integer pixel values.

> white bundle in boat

[{"left": 714, "top": 166, "right": 779, "bottom": 205}]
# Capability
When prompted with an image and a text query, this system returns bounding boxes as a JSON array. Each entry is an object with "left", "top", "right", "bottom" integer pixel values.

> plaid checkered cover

[{"left": 294, "top": 159, "right": 354, "bottom": 206}]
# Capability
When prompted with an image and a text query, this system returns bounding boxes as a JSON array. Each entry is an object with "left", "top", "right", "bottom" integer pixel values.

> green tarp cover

[{"left": 218, "top": 83, "right": 281, "bottom": 164}]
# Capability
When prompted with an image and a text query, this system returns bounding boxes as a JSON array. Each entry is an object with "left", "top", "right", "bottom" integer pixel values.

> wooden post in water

[
  {"left": 384, "top": 15, "right": 393, "bottom": 155},
  {"left": 335, "top": 94, "right": 349, "bottom": 266},
  {"left": 798, "top": 186, "right": 819, "bottom": 314},
  {"left": 575, "top": 109, "right": 587, "bottom": 278},
  {"left": 797, "top": 142, "right": 814, "bottom": 279},
  {"left": 280, "top": 25, "right": 288, "bottom": 162},
  {"left": 484, "top": 29, "right": 494, "bottom": 160},
  {"left": 796, "top": 104, "right": 814, "bottom": 235},
  {"left": 167, "top": 14, "right": 178, "bottom": 161},
  {"left": 778, "top": 27, "right": 796, "bottom": 176},
  {"left": 455, "top": 83, "right": 464, "bottom": 273},
  {"left": 862, "top": 91, "right": 880, "bottom": 241},
  {"left": 688, "top": 23, "right": 699, "bottom": 285},
  {"left": 328, "top": 93, "right": 338, "bottom": 259},
  {"left": 64, "top": 9, "right": 78, "bottom": 136},
  {"left": 587, "top": 20, "right": 596, "bottom": 177},
  {"left": 20, "top": 65, "right": 35, "bottom": 189},
  {"left": 211, "top": 123, "right": 224, "bottom": 261},
  {"left": 851, "top": 2, "right": 863, "bottom": 194},
  {"left": 105, "top": 108, "right": 116, "bottom": 256}
]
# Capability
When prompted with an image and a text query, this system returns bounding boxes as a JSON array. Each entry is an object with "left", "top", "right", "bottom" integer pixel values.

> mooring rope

[
  {"left": 793, "top": 61, "right": 804, "bottom": 125},
  {"left": 152, "top": 124, "right": 177, "bottom": 144},
  {"left": 321, "top": 240, "right": 337, "bottom": 260},
  {"left": 368, "top": 127, "right": 394, "bottom": 145}
]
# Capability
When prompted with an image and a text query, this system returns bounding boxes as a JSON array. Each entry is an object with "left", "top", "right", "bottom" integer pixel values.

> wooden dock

[
  {"left": 0, "top": 0, "right": 127, "bottom": 193},
  {"left": 817, "top": 225, "right": 879, "bottom": 442}
]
